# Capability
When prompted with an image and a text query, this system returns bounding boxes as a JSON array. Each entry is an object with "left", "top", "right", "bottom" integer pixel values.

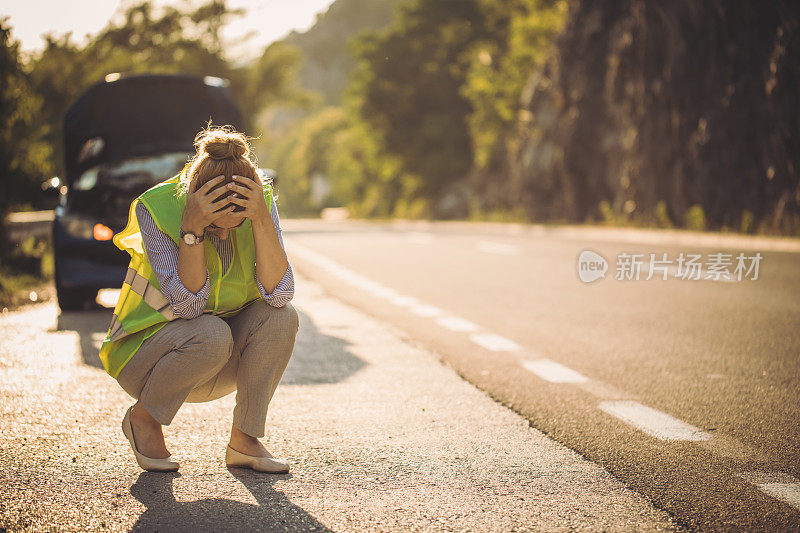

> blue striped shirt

[{"left": 135, "top": 197, "right": 294, "bottom": 319}]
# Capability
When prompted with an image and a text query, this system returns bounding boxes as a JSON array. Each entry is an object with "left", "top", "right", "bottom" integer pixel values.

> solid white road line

[
  {"left": 436, "top": 316, "right": 480, "bottom": 332},
  {"left": 476, "top": 241, "right": 520, "bottom": 256},
  {"left": 470, "top": 333, "right": 522, "bottom": 352},
  {"left": 738, "top": 472, "right": 800, "bottom": 511},
  {"left": 522, "top": 358, "right": 589, "bottom": 383},
  {"left": 598, "top": 400, "right": 711, "bottom": 441}
]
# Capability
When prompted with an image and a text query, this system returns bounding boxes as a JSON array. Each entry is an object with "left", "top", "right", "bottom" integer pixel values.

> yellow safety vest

[{"left": 98, "top": 170, "right": 273, "bottom": 378}]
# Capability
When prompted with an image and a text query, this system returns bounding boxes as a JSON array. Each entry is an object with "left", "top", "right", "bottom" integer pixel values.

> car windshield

[{"left": 73, "top": 152, "right": 190, "bottom": 192}]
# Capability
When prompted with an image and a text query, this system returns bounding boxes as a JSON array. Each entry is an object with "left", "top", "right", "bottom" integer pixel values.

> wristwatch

[{"left": 180, "top": 228, "right": 205, "bottom": 245}]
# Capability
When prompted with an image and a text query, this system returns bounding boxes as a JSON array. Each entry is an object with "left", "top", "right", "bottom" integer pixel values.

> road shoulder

[{"left": 0, "top": 274, "right": 682, "bottom": 531}]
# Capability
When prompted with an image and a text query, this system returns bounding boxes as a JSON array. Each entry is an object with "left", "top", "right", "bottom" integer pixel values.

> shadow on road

[
  {"left": 56, "top": 307, "right": 367, "bottom": 385},
  {"left": 130, "top": 471, "right": 332, "bottom": 532},
  {"left": 56, "top": 309, "right": 112, "bottom": 369}
]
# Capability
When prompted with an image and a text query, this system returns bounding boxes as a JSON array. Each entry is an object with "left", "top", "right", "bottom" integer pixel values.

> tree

[
  {"left": 0, "top": 19, "right": 53, "bottom": 248},
  {"left": 346, "top": 0, "right": 566, "bottom": 219},
  {"left": 348, "top": 0, "right": 488, "bottom": 217},
  {"left": 26, "top": 1, "right": 305, "bottom": 181},
  {"left": 460, "top": 0, "right": 566, "bottom": 213}
]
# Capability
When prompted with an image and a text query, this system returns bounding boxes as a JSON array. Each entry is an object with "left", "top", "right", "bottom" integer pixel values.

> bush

[{"left": 684, "top": 205, "right": 707, "bottom": 231}]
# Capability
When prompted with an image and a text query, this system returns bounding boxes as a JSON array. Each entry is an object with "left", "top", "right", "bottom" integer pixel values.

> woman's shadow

[
  {"left": 130, "top": 470, "right": 332, "bottom": 532},
  {"left": 58, "top": 306, "right": 366, "bottom": 384},
  {"left": 60, "top": 306, "right": 364, "bottom": 529},
  {"left": 55, "top": 299, "right": 363, "bottom": 528}
]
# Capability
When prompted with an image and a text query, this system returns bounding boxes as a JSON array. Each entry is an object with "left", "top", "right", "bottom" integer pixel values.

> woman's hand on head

[
  {"left": 181, "top": 175, "right": 236, "bottom": 234},
  {"left": 225, "top": 175, "right": 272, "bottom": 227}
]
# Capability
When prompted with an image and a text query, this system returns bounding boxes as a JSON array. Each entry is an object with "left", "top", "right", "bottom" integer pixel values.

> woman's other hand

[
  {"left": 181, "top": 175, "right": 235, "bottom": 234},
  {"left": 225, "top": 175, "right": 273, "bottom": 228}
]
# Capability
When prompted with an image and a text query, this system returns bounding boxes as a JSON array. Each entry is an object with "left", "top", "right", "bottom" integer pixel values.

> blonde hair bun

[{"left": 197, "top": 128, "right": 249, "bottom": 160}]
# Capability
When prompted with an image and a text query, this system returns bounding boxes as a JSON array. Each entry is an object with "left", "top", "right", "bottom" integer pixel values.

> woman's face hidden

[{"left": 207, "top": 211, "right": 246, "bottom": 240}]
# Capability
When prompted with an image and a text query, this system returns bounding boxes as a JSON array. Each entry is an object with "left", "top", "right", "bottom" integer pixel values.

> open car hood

[{"left": 64, "top": 73, "right": 244, "bottom": 185}]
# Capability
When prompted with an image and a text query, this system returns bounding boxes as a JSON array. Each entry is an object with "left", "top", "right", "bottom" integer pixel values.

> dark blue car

[{"left": 54, "top": 73, "right": 276, "bottom": 311}]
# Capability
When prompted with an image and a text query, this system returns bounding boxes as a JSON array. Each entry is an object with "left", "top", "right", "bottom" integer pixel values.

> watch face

[{"left": 183, "top": 233, "right": 197, "bottom": 245}]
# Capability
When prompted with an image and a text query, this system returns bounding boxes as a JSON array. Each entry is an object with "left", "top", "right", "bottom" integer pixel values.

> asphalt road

[
  {"left": 283, "top": 218, "right": 800, "bottom": 531},
  {"left": 0, "top": 269, "right": 681, "bottom": 530}
]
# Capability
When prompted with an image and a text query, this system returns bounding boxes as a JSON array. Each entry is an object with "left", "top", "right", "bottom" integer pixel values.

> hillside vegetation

[
  {"left": 267, "top": 0, "right": 800, "bottom": 235},
  {"left": 2, "top": 0, "right": 799, "bottom": 236}
]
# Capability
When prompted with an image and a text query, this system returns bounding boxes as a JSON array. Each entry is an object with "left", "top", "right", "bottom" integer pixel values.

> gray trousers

[{"left": 116, "top": 300, "right": 299, "bottom": 438}]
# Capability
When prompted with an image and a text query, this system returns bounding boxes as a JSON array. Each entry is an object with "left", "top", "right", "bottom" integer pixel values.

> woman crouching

[{"left": 98, "top": 126, "right": 299, "bottom": 473}]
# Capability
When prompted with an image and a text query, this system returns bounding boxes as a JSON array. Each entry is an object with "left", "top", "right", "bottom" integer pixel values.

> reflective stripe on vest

[{"left": 98, "top": 170, "right": 273, "bottom": 378}]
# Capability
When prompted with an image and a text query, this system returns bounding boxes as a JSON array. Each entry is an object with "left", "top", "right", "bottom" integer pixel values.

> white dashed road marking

[
  {"left": 390, "top": 295, "right": 422, "bottom": 307},
  {"left": 410, "top": 304, "right": 444, "bottom": 317},
  {"left": 369, "top": 286, "right": 400, "bottom": 299},
  {"left": 469, "top": 333, "right": 522, "bottom": 352},
  {"left": 738, "top": 472, "right": 800, "bottom": 511},
  {"left": 757, "top": 483, "right": 800, "bottom": 510},
  {"left": 289, "top": 241, "right": 739, "bottom": 475},
  {"left": 436, "top": 316, "right": 480, "bottom": 332},
  {"left": 522, "top": 358, "right": 590, "bottom": 383},
  {"left": 599, "top": 400, "right": 711, "bottom": 441}
]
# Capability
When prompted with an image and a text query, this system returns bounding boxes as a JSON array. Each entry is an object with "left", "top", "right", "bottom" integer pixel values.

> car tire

[{"left": 55, "top": 268, "right": 96, "bottom": 312}]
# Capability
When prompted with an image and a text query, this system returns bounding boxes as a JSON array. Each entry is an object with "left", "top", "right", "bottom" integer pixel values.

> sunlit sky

[{"left": 1, "top": 0, "right": 336, "bottom": 60}]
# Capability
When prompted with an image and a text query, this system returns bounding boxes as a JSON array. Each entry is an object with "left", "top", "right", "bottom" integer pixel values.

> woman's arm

[
  {"left": 178, "top": 174, "right": 232, "bottom": 294},
  {"left": 136, "top": 202, "right": 210, "bottom": 319},
  {"left": 253, "top": 196, "right": 295, "bottom": 307},
  {"left": 176, "top": 220, "right": 209, "bottom": 295},
  {"left": 252, "top": 203, "right": 290, "bottom": 294},
  {"left": 225, "top": 176, "right": 293, "bottom": 305}
]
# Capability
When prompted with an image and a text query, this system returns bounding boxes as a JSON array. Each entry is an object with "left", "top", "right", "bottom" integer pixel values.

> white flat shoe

[
  {"left": 121, "top": 405, "right": 179, "bottom": 472},
  {"left": 226, "top": 444, "right": 290, "bottom": 473}
]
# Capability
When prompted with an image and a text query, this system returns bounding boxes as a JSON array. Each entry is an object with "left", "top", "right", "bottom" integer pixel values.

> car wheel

[{"left": 55, "top": 269, "right": 96, "bottom": 312}]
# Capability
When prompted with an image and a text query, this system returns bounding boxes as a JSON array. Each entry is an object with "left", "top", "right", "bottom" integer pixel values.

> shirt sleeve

[
  {"left": 136, "top": 202, "right": 210, "bottom": 319},
  {"left": 255, "top": 195, "right": 295, "bottom": 308}
]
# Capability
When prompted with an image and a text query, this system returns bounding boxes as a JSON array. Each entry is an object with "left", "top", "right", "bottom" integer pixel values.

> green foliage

[
  {"left": 684, "top": 205, "right": 707, "bottom": 231},
  {"left": 27, "top": 1, "right": 238, "bottom": 180},
  {"left": 265, "top": 0, "right": 567, "bottom": 220},
  {"left": 598, "top": 200, "right": 615, "bottom": 225},
  {"left": 236, "top": 41, "right": 316, "bottom": 122},
  {"left": 25, "top": 1, "right": 306, "bottom": 176},
  {"left": 269, "top": 107, "right": 349, "bottom": 215},
  {"left": 342, "top": 0, "right": 567, "bottom": 217},
  {"left": 328, "top": 119, "right": 425, "bottom": 218},
  {"left": 347, "top": 0, "right": 485, "bottom": 207},
  {"left": 0, "top": 20, "right": 54, "bottom": 249},
  {"left": 655, "top": 201, "right": 674, "bottom": 229},
  {"left": 461, "top": 0, "right": 566, "bottom": 173},
  {"left": 0, "top": 235, "right": 53, "bottom": 307},
  {"left": 7, "top": 0, "right": 796, "bottom": 235},
  {"left": 268, "top": 106, "right": 424, "bottom": 218},
  {"left": 284, "top": 0, "right": 406, "bottom": 106},
  {"left": 740, "top": 209, "right": 754, "bottom": 234}
]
